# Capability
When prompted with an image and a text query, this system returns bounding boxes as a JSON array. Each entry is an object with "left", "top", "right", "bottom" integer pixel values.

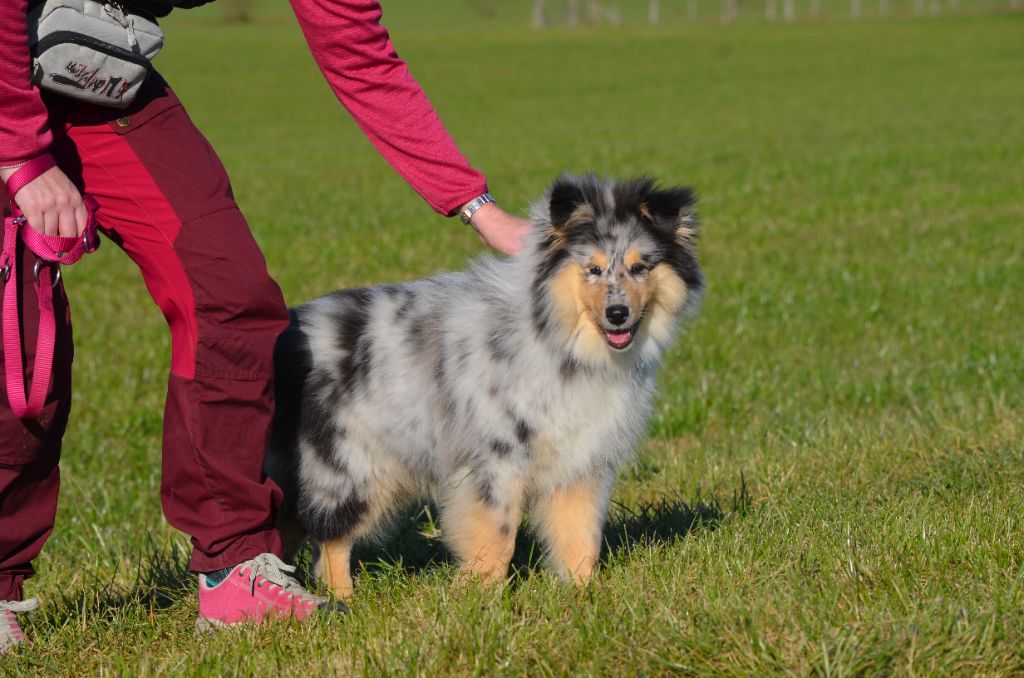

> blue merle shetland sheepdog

[{"left": 265, "top": 175, "right": 704, "bottom": 597}]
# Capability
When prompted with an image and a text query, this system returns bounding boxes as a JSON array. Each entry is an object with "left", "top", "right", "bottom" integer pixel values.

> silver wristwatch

[{"left": 459, "top": 193, "right": 496, "bottom": 224}]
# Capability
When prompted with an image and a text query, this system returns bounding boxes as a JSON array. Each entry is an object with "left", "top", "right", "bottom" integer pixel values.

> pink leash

[{"left": 2, "top": 155, "right": 99, "bottom": 418}]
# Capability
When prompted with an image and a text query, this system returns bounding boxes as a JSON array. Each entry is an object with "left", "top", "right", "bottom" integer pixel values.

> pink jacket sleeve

[
  {"left": 288, "top": 0, "right": 487, "bottom": 216},
  {"left": 0, "top": 1, "right": 52, "bottom": 168}
]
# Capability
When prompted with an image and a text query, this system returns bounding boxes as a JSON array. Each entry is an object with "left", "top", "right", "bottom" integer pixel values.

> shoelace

[
  {"left": 240, "top": 554, "right": 325, "bottom": 606},
  {"left": 0, "top": 598, "right": 39, "bottom": 643}
]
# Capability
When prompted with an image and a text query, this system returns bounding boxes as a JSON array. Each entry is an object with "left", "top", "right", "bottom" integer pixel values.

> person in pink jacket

[{"left": 0, "top": 0, "right": 530, "bottom": 648}]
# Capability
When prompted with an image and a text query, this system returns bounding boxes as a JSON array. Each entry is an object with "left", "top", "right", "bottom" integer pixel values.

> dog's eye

[
  {"left": 588, "top": 266, "right": 603, "bottom": 277},
  {"left": 630, "top": 263, "right": 647, "bottom": 276}
]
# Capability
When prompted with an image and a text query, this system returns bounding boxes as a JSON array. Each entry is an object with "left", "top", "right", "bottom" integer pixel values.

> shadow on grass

[
  {"left": 353, "top": 474, "right": 753, "bottom": 584},
  {"left": 41, "top": 476, "right": 753, "bottom": 616},
  {"left": 34, "top": 537, "right": 193, "bottom": 629},
  {"left": 602, "top": 494, "right": 725, "bottom": 556}
]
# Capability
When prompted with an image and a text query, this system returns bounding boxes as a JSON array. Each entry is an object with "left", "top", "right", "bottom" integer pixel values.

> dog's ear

[
  {"left": 640, "top": 185, "right": 698, "bottom": 245},
  {"left": 548, "top": 177, "right": 593, "bottom": 232}
]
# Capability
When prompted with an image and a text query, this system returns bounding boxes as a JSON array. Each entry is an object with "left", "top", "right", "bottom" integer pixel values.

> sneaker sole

[
  {"left": 194, "top": 616, "right": 232, "bottom": 635},
  {"left": 195, "top": 600, "right": 346, "bottom": 635}
]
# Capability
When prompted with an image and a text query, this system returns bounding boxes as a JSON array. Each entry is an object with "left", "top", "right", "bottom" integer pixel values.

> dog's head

[{"left": 529, "top": 175, "right": 704, "bottom": 362}]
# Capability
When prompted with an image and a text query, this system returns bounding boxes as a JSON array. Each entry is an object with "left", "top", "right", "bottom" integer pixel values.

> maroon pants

[{"left": 0, "top": 75, "right": 287, "bottom": 602}]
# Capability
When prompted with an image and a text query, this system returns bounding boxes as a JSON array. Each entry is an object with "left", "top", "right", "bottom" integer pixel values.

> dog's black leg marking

[{"left": 298, "top": 492, "right": 370, "bottom": 543}]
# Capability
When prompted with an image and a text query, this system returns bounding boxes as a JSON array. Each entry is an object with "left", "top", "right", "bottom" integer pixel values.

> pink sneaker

[
  {"left": 0, "top": 598, "right": 38, "bottom": 654},
  {"left": 196, "top": 553, "right": 341, "bottom": 632}
]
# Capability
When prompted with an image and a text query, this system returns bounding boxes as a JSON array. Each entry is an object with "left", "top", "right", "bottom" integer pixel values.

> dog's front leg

[
  {"left": 533, "top": 472, "right": 614, "bottom": 586},
  {"left": 442, "top": 472, "right": 523, "bottom": 585}
]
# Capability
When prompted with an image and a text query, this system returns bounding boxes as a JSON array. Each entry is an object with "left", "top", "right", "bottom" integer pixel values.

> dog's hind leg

[
  {"left": 306, "top": 480, "right": 400, "bottom": 598},
  {"left": 441, "top": 471, "right": 523, "bottom": 585},
  {"left": 301, "top": 490, "right": 381, "bottom": 599},
  {"left": 532, "top": 472, "right": 614, "bottom": 586},
  {"left": 317, "top": 538, "right": 356, "bottom": 599}
]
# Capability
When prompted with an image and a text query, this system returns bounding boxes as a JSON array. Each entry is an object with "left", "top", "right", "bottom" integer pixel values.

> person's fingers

[
  {"left": 41, "top": 204, "right": 60, "bottom": 237},
  {"left": 73, "top": 201, "right": 89, "bottom": 238},
  {"left": 9, "top": 168, "right": 88, "bottom": 238},
  {"left": 20, "top": 205, "right": 43, "bottom": 236},
  {"left": 57, "top": 203, "right": 78, "bottom": 238}
]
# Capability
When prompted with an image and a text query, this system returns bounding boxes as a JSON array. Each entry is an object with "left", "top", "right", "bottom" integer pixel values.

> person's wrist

[
  {"left": 467, "top": 201, "right": 504, "bottom": 228},
  {"left": 459, "top": 192, "right": 496, "bottom": 225},
  {"left": 1, "top": 153, "right": 55, "bottom": 191},
  {"left": 0, "top": 162, "right": 28, "bottom": 184}
]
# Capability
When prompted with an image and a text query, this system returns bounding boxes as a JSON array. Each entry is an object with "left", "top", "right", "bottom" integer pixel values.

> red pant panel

[{"left": 0, "top": 76, "right": 288, "bottom": 593}]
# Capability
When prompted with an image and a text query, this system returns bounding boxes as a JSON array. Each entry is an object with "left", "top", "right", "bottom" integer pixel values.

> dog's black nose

[{"left": 606, "top": 305, "right": 630, "bottom": 326}]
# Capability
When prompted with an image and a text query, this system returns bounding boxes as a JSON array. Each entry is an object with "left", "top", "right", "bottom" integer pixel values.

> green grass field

[{"left": 5, "top": 2, "right": 1024, "bottom": 675}]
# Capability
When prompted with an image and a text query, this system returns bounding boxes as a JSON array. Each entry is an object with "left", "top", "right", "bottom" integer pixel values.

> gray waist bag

[{"left": 28, "top": 1, "right": 164, "bottom": 108}]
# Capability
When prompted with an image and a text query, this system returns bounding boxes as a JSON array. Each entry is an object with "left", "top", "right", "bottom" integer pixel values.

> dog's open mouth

[{"left": 604, "top": 325, "right": 638, "bottom": 350}]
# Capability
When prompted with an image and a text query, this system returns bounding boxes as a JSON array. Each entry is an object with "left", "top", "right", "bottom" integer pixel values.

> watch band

[{"left": 459, "top": 193, "right": 496, "bottom": 225}]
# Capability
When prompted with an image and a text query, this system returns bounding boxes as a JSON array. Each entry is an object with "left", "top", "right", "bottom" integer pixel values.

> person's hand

[
  {"left": 466, "top": 202, "right": 531, "bottom": 256},
  {"left": 0, "top": 164, "right": 88, "bottom": 238}
]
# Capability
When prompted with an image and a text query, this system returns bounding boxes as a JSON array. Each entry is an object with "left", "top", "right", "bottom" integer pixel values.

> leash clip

[
  {"left": 0, "top": 264, "right": 9, "bottom": 283},
  {"left": 33, "top": 258, "right": 61, "bottom": 289},
  {"left": 83, "top": 228, "right": 99, "bottom": 254},
  {"left": 12, "top": 216, "right": 26, "bottom": 227}
]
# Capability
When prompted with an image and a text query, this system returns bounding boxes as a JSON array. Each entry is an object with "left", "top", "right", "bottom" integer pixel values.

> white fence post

[
  {"left": 783, "top": 0, "right": 795, "bottom": 21},
  {"left": 722, "top": 0, "right": 738, "bottom": 22},
  {"left": 766, "top": 0, "right": 777, "bottom": 20},
  {"left": 608, "top": 1, "right": 622, "bottom": 25},
  {"left": 649, "top": 0, "right": 661, "bottom": 23},
  {"left": 852, "top": 0, "right": 861, "bottom": 17},
  {"left": 567, "top": 0, "right": 580, "bottom": 26},
  {"left": 532, "top": 0, "right": 547, "bottom": 28},
  {"left": 689, "top": 0, "right": 699, "bottom": 21}
]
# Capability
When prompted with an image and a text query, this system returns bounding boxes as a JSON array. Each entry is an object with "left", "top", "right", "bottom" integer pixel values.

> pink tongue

[{"left": 607, "top": 330, "right": 632, "bottom": 348}]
